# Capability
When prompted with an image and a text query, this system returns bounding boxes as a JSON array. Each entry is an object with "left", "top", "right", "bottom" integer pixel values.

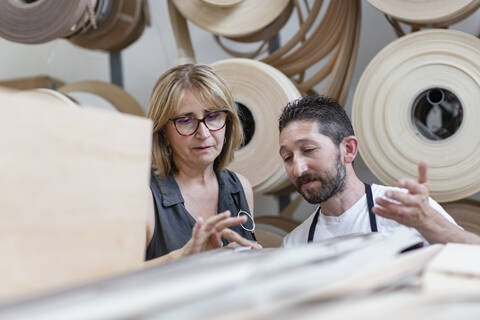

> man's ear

[{"left": 340, "top": 136, "right": 358, "bottom": 164}]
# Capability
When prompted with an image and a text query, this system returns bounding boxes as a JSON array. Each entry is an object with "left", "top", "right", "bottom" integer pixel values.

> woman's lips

[{"left": 193, "top": 146, "right": 213, "bottom": 151}]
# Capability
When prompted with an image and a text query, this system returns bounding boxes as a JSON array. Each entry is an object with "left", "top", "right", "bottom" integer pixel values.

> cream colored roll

[
  {"left": 16, "top": 89, "right": 79, "bottom": 108},
  {"left": 352, "top": 29, "right": 480, "bottom": 203},
  {"left": 58, "top": 81, "right": 144, "bottom": 116},
  {"left": 442, "top": 200, "right": 480, "bottom": 236},
  {"left": 67, "top": 92, "right": 119, "bottom": 112},
  {"left": 172, "top": 0, "right": 290, "bottom": 38},
  {"left": 367, "top": 0, "right": 480, "bottom": 26},
  {"left": 211, "top": 59, "right": 300, "bottom": 194},
  {"left": 0, "top": 0, "right": 92, "bottom": 43}
]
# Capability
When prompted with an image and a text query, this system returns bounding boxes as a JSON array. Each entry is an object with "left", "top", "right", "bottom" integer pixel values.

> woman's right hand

[{"left": 181, "top": 211, "right": 261, "bottom": 257}]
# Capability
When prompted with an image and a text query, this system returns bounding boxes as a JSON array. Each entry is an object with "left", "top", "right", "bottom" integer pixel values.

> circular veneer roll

[
  {"left": 442, "top": 200, "right": 480, "bottom": 236},
  {"left": 172, "top": 0, "right": 290, "bottom": 38},
  {"left": 211, "top": 59, "right": 300, "bottom": 194},
  {"left": 0, "top": 0, "right": 92, "bottom": 43},
  {"left": 69, "top": 0, "right": 146, "bottom": 52},
  {"left": 367, "top": 0, "right": 480, "bottom": 26},
  {"left": 58, "top": 81, "right": 144, "bottom": 116},
  {"left": 352, "top": 29, "right": 480, "bottom": 203},
  {"left": 67, "top": 92, "right": 119, "bottom": 112},
  {"left": 200, "top": 0, "right": 244, "bottom": 7},
  {"left": 16, "top": 89, "right": 79, "bottom": 108}
]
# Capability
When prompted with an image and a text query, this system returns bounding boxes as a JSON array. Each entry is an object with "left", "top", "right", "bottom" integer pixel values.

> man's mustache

[{"left": 296, "top": 172, "right": 322, "bottom": 187}]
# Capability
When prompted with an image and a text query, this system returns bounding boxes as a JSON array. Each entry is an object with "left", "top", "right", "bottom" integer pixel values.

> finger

[
  {"left": 374, "top": 196, "right": 407, "bottom": 215},
  {"left": 383, "top": 190, "right": 418, "bottom": 206},
  {"left": 190, "top": 217, "right": 205, "bottom": 254},
  {"left": 202, "top": 212, "right": 230, "bottom": 232},
  {"left": 209, "top": 231, "right": 223, "bottom": 248},
  {"left": 221, "top": 229, "right": 261, "bottom": 249},
  {"left": 418, "top": 160, "right": 428, "bottom": 185},
  {"left": 213, "top": 216, "right": 248, "bottom": 232},
  {"left": 398, "top": 178, "right": 428, "bottom": 195}
]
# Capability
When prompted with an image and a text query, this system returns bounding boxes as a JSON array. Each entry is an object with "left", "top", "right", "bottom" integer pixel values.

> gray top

[{"left": 146, "top": 169, "right": 256, "bottom": 260}]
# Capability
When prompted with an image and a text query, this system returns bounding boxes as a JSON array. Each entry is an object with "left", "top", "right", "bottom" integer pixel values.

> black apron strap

[
  {"left": 307, "top": 184, "right": 378, "bottom": 243},
  {"left": 365, "top": 183, "right": 378, "bottom": 232},
  {"left": 307, "top": 207, "right": 320, "bottom": 243}
]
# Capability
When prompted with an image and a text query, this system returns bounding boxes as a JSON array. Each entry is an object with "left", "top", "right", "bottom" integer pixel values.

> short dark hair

[{"left": 278, "top": 95, "right": 354, "bottom": 145}]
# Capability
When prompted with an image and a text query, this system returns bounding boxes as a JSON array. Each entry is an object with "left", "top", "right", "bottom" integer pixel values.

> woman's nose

[{"left": 195, "top": 121, "right": 211, "bottom": 138}]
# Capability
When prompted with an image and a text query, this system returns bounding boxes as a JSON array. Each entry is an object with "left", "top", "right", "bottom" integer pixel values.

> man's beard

[{"left": 295, "top": 153, "right": 346, "bottom": 204}]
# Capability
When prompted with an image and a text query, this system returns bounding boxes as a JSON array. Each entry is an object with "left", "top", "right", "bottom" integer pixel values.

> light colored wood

[
  {"left": 255, "top": 229, "right": 284, "bottom": 248},
  {"left": 442, "top": 200, "right": 480, "bottom": 236},
  {"left": 212, "top": 59, "right": 300, "bottom": 194},
  {"left": 172, "top": 0, "right": 290, "bottom": 38},
  {"left": 0, "top": 88, "right": 152, "bottom": 304},
  {"left": 255, "top": 216, "right": 300, "bottom": 233},
  {"left": 168, "top": 0, "right": 196, "bottom": 65},
  {"left": 0, "top": 76, "right": 65, "bottom": 90},
  {"left": 367, "top": 0, "right": 480, "bottom": 27},
  {"left": 200, "top": 0, "right": 244, "bottom": 7},
  {"left": 58, "top": 80, "right": 145, "bottom": 116},
  {"left": 352, "top": 29, "right": 480, "bottom": 203}
]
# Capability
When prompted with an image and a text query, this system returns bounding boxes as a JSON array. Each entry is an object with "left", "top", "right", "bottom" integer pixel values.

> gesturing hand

[
  {"left": 372, "top": 160, "right": 434, "bottom": 229},
  {"left": 182, "top": 211, "right": 261, "bottom": 256}
]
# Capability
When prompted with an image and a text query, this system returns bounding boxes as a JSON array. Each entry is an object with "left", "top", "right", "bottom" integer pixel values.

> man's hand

[{"left": 372, "top": 160, "right": 434, "bottom": 229}]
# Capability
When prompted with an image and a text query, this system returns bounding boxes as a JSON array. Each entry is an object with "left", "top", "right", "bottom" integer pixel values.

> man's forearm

[{"left": 417, "top": 208, "right": 480, "bottom": 244}]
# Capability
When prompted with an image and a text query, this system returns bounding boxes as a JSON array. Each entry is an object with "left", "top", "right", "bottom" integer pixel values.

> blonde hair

[{"left": 147, "top": 64, "right": 243, "bottom": 178}]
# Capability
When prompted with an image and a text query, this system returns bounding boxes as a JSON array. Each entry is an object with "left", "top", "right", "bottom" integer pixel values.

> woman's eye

[
  {"left": 176, "top": 117, "right": 194, "bottom": 124},
  {"left": 206, "top": 112, "right": 219, "bottom": 120},
  {"left": 304, "top": 148, "right": 316, "bottom": 153}
]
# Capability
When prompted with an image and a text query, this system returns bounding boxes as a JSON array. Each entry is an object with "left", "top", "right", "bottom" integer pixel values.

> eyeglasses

[
  {"left": 170, "top": 110, "right": 228, "bottom": 136},
  {"left": 237, "top": 210, "right": 255, "bottom": 232}
]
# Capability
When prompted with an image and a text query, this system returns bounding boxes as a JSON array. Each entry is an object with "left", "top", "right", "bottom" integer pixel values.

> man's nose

[{"left": 292, "top": 156, "right": 308, "bottom": 177}]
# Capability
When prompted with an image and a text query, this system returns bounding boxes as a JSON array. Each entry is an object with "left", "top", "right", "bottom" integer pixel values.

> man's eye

[
  {"left": 282, "top": 155, "right": 292, "bottom": 162},
  {"left": 304, "top": 148, "right": 316, "bottom": 153}
]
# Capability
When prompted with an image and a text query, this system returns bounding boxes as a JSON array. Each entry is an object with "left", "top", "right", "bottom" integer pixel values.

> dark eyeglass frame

[{"left": 169, "top": 110, "right": 229, "bottom": 136}]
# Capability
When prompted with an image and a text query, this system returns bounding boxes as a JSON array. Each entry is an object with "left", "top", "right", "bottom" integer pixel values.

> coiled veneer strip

[
  {"left": 58, "top": 81, "right": 144, "bottom": 116},
  {"left": 0, "top": 0, "right": 93, "bottom": 43},
  {"left": 367, "top": 0, "right": 480, "bottom": 27},
  {"left": 211, "top": 59, "right": 300, "bottom": 194},
  {"left": 352, "top": 29, "right": 480, "bottom": 202}
]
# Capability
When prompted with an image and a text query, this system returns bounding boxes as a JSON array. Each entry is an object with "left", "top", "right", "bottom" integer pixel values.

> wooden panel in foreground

[{"left": 0, "top": 87, "right": 152, "bottom": 303}]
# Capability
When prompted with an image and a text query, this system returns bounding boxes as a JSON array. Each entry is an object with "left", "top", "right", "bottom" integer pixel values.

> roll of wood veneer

[
  {"left": 211, "top": 59, "right": 300, "bottom": 194},
  {"left": 367, "top": 0, "right": 480, "bottom": 27},
  {"left": 442, "top": 200, "right": 480, "bottom": 236},
  {"left": 0, "top": 0, "right": 93, "bottom": 43},
  {"left": 352, "top": 29, "right": 480, "bottom": 202},
  {"left": 58, "top": 81, "right": 144, "bottom": 116}
]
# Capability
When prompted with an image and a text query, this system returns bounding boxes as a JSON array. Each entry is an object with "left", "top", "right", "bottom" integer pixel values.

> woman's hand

[{"left": 181, "top": 211, "right": 261, "bottom": 257}]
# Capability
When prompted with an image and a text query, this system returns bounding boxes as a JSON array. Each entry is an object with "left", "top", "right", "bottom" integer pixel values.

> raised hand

[{"left": 372, "top": 160, "right": 433, "bottom": 229}]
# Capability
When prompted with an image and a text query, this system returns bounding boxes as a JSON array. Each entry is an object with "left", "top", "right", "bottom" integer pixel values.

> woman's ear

[{"left": 341, "top": 136, "right": 358, "bottom": 164}]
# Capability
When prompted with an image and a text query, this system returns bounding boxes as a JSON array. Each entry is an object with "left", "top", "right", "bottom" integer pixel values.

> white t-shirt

[{"left": 282, "top": 184, "right": 458, "bottom": 248}]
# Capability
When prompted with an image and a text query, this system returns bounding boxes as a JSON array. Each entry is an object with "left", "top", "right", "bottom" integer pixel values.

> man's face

[{"left": 279, "top": 121, "right": 346, "bottom": 203}]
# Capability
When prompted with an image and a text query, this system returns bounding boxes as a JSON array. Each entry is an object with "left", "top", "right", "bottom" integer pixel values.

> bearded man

[{"left": 278, "top": 95, "right": 458, "bottom": 247}]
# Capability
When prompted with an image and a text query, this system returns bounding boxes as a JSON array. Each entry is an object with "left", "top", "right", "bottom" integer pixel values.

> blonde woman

[{"left": 145, "top": 64, "right": 259, "bottom": 263}]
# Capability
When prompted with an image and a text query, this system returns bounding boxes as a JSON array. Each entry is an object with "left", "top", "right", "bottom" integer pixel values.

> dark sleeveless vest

[{"left": 146, "top": 169, "right": 256, "bottom": 260}]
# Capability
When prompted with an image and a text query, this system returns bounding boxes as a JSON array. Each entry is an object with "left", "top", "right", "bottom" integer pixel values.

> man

[{"left": 278, "top": 95, "right": 458, "bottom": 247}]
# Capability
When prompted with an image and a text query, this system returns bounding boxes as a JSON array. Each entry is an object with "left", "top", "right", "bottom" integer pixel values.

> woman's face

[{"left": 164, "top": 89, "right": 226, "bottom": 171}]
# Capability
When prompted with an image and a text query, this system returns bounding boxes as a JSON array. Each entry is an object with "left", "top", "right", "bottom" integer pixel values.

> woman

[{"left": 145, "top": 64, "right": 259, "bottom": 263}]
